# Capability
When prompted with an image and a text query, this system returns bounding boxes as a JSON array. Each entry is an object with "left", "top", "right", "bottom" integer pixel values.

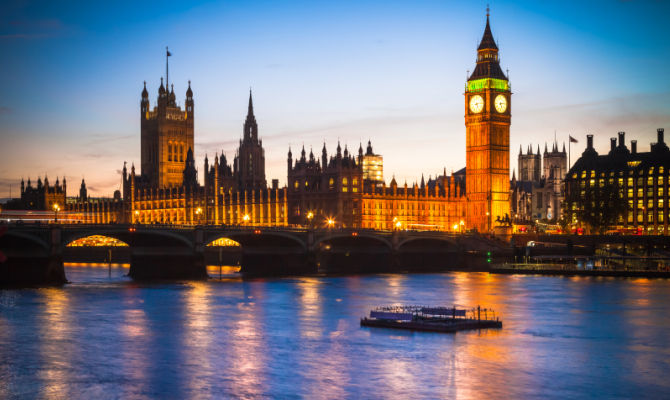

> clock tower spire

[{"left": 464, "top": 9, "right": 511, "bottom": 233}]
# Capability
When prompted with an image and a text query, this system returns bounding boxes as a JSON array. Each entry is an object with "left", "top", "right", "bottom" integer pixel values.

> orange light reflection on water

[
  {"left": 183, "top": 282, "right": 214, "bottom": 395},
  {"left": 37, "top": 288, "right": 72, "bottom": 400},
  {"left": 228, "top": 283, "right": 267, "bottom": 398}
]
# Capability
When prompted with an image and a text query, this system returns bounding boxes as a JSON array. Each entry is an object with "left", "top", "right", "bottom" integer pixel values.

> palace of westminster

[{"left": 9, "top": 13, "right": 670, "bottom": 235}]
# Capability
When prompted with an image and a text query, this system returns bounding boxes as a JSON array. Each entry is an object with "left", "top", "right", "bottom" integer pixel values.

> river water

[{"left": 1, "top": 264, "right": 669, "bottom": 399}]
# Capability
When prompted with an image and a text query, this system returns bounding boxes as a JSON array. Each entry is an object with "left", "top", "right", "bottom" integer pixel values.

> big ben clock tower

[{"left": 465, "top": 10, "right": 511, "bottom": 233}]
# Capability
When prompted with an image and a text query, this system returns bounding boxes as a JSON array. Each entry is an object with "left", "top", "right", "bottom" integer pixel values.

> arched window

[{"left": 342, "top": 177, "right": 348, "bottom": 185}]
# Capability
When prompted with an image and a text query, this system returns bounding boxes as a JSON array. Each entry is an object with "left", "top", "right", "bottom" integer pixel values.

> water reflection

[
  {"left": 37, "top": 288, "right": 72, "bottom": 400},
  {"left": 227, "top": 282, "right": 267, "bottom": 398},
  {"left": 2, "top": 266, "right": 670, "bottom": 398}
]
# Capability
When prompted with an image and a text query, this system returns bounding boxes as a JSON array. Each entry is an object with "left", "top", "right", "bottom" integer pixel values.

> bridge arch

[
  {"left": 312, "top": 232, "right": 392, "bottom": 252},
  {"left": 397, "top": 236, "right": 459, "bottom": 251},
  {"left": 206, "top": 231, "right": 307, "bottom": 251},
  {"left": 61, "top": 228, "right": 194, "bottom": 250},
  {"left": 64, "top": 234, "right": 130, "bottom": 247},
  {"left": 1, "top": 231, "right": 50, "bottom": 252}
]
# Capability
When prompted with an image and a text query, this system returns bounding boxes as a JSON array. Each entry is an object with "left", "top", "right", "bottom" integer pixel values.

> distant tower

[
  {"left": 465, "top": 9, "right": 511, "bottom": 232},
  {"left": 543, "top": 140, "right": 567, "bottom": 181},
  {"left": 140, "top": 51, "right": 194, "bottom": 188},
  {"left": 518, "top": 145, "right": 541, "bottom": 182},
  {"left": 79, "top": 178, "right": 88, "bottom": 200},
  {"left": 235, "top": 90, "right": 267, "bottom": 191}
]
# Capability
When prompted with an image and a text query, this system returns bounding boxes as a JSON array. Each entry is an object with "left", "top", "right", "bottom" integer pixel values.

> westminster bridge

[{"left": 0, "top": 223, "right": 509, "bottom": 285}]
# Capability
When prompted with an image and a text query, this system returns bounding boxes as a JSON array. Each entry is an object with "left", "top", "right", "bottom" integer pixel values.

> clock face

[
  {"left": 469, "top": 95, "right": 484, "bottom": 113},
  {"left": 494, "top": 94, "right": 507, "bottom": 113}
]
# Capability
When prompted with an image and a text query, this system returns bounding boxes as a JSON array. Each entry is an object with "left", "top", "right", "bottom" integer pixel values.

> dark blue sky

[{"left": 1, "top": 0, "right": 669, "bottom": 196}]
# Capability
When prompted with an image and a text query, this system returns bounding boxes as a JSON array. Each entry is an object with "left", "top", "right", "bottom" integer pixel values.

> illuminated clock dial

[
  {"left": 469, "top": 95, "right": 484, "bottom": 113},
  {"left": 494, "top": 94, "right": 507, "bottom": 113}
]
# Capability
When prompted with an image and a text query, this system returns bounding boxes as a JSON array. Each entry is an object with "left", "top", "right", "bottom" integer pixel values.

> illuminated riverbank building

[
  {"left": 11, "top": 13, "right": 513, "bottom": 232},
  {"left": 565, "top": 130, "right": 669, "bottom": 235}
]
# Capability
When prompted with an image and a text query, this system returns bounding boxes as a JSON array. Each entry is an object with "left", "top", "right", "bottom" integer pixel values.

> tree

[{"left": 566, "top": 181, "right": 629, "bottom": 234}]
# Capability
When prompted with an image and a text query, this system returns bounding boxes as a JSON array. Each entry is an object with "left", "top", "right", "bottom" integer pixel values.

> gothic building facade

[
  {"left": 511, "top": 141, "right": 567, "bottom": 222},
  {"left": 286, "top": 141, "right": 467, "bottom": 230},
  {"left": 18, "top": 176, "right": 66, "bottom": 211},
  {"left": 12, "top": 13, "right": 514, "bottom": 233}
]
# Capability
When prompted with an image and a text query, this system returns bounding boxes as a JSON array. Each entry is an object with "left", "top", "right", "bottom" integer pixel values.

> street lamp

[
  {"left": 327, "top": 218, "right": 335, "bottom": 229},
  {"left": 243, "top": 213, "right": 250, "bottom": 225},
  {"left": 195, "top": 207, "right": 203, "bottom": 225},
  {"left": 52, "top": 203, "right": 60, "bottom": 223},
  {"left": 306, "top": 211, "right": 314, "bottom": 227},
  {"left": 134, "top": 210, "right": 140, "bottom": 224},
  {"left": 459, "top": 220, "right": 465, "bottom": 233}
]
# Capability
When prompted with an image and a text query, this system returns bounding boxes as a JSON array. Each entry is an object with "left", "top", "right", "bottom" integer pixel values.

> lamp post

[
  {"left": 52, "top": 203, "right": 60, "bottom": 223},
  {"left": 243, "top": 213, "right": 250, "bottom": 226},
  {"left": 306, "top": 211, "right": 314, "bottom": 228},
  {"left": 195, "top": 207, "right": 203, "bottom": 225},
  {"left": 459, "top": 220, "right": 465, "bottom": 234},
  {"left": 327, "top": 218, "right": 335, "bottom": 230},
  {"left": 134, "top": 210, "right": 140, "bottom": 224}
]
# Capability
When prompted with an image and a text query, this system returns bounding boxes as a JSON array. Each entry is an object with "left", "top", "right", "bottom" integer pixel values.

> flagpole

[{"left": 166, "top": 46, "right": 169, "bottom": 90}]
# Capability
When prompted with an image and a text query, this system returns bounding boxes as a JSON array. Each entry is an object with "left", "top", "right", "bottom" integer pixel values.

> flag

[
  {"left": 166, "top": 49, "right": 172, "bottom": 57},
  {"left": 569, "top": 135, "right": 578, "bottom": 143}
]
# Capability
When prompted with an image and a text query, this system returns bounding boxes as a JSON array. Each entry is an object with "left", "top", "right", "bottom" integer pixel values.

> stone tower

[
  {"left": 234, "top": 90, "right": 267, "bottom": 191},
  {"left": 140, "top": 54, "right": 195, "bottom": 188},
  {"left": 518, "top": 145, "right": 541, "bottom": 182},
  {"left": 465, "top": 11, "right": 511, "bottom": 232}
]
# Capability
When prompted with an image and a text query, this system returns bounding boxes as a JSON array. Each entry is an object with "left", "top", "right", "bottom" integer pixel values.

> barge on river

[{"left": 360, "top": 305, "right": 502, "bottom": 333}]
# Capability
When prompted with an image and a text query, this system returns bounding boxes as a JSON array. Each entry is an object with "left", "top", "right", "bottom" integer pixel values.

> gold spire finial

[{"left": 486, "top": 4, "right": 490, "bottom": 17}]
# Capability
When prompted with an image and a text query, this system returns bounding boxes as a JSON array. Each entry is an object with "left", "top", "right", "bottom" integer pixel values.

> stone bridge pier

[{"left": 0, "top": 226, "right": 66, "bottom": 286}]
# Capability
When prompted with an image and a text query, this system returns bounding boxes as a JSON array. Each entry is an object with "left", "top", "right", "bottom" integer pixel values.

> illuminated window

[
  {"left": 660, "top": 167, "right": 665, "bottom": 174},
  {"left": 628, "top": 178, "right": 633, "bottom": 187},
  {"left": 329, "top": 178, "right": 334, "bottom": 187},
  {"left": 294, "top": 180, "right": 299, "bottom": 190},
  {"left": 305, "top": 180, "right": 309, "bottom": 187},
  {"left": 342, "top": 177, "right": 348, "bottom": 185},
  {"left": 353, "top": 178, "right": 358, "bottom": 185},
  {"left": 647, "top": 177, "right": 654, "bottom": 186}
]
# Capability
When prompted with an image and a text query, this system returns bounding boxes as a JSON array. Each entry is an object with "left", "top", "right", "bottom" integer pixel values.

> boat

[{"left": 360, "top": 305, "right": 502, "bottom": 333}]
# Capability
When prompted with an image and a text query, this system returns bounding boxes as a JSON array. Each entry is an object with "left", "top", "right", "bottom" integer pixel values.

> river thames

[{"left": 1, "top": 264, "right": 669, "bottom": 399}]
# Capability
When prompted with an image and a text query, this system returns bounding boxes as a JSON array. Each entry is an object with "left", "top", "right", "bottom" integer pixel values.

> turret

[
  {"left": 79, "top": 178, "right": 88, "bottom": 201},
  {"left": 141, "top": 81, "right": 149, "bottom": 116},
  {"left": 185, "top": 80, "right": 194, "bottom": 118},
  {"left": 287, "top": 147, "right": 293, "bottom": 172},
  {"left": 322, "top": 143, "right": 327, "bottom": 167}
]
